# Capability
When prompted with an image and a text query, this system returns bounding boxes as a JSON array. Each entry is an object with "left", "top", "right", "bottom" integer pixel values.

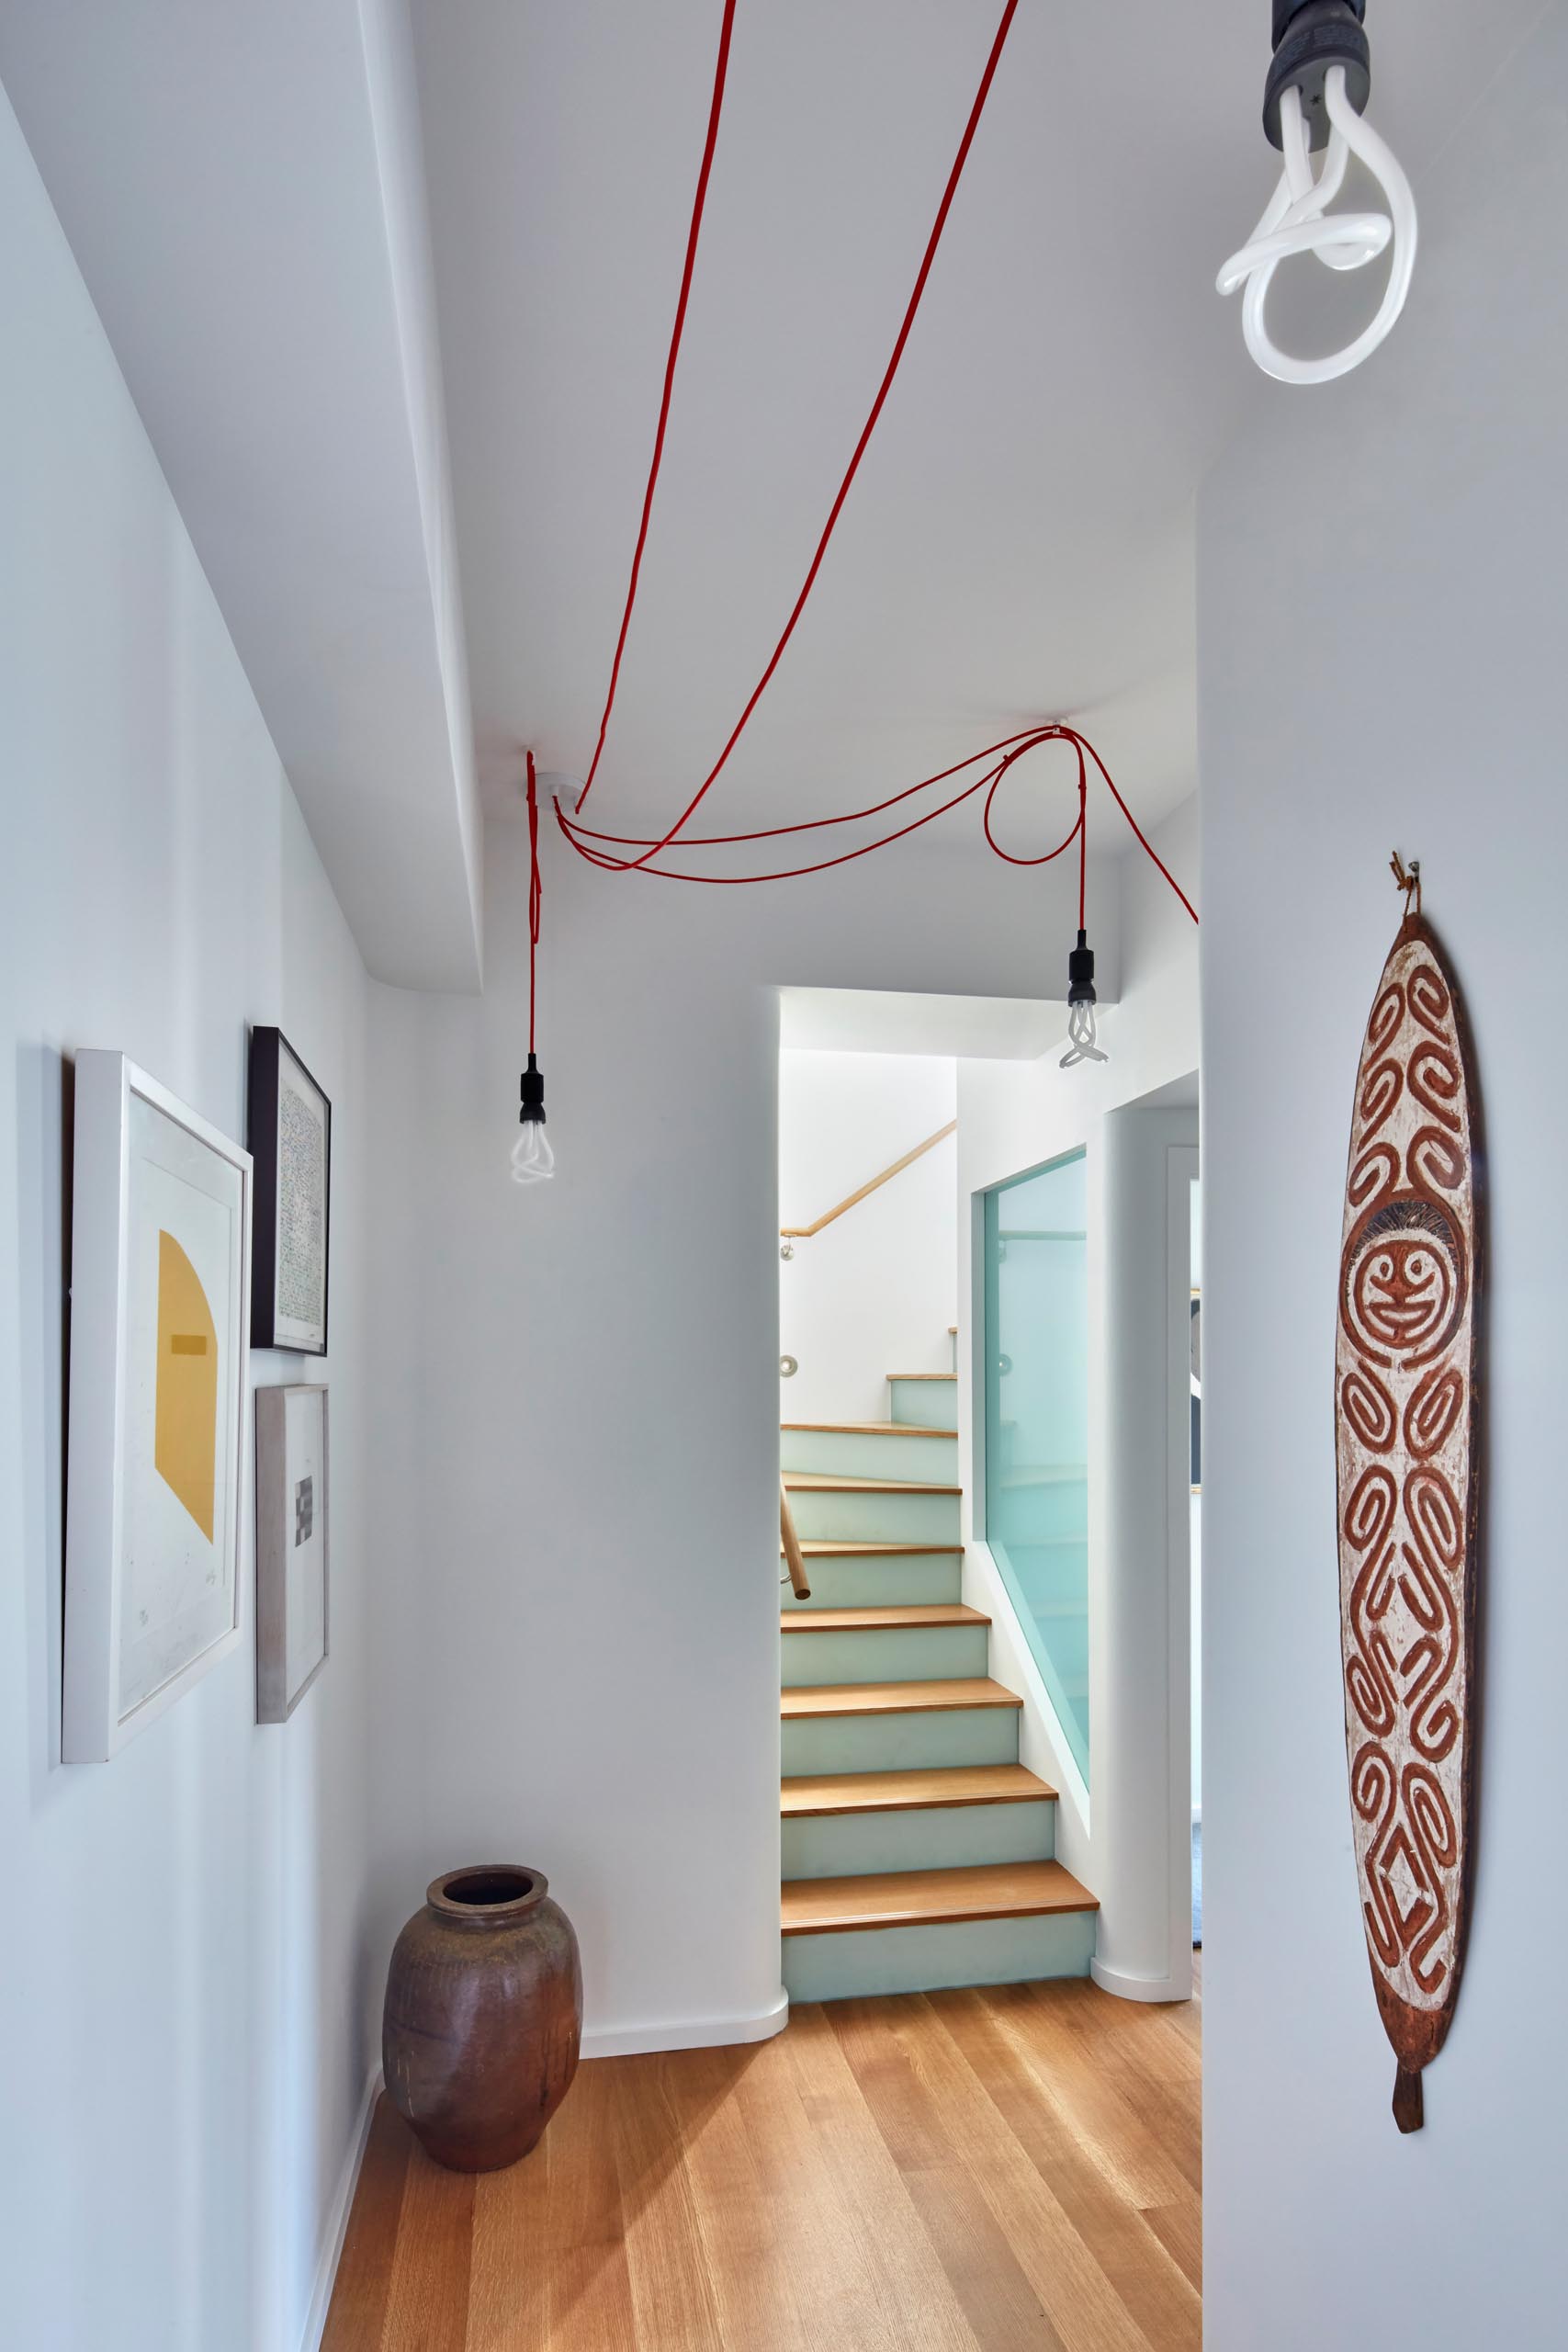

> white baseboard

[
  {"left": 1090, "top": 1957, "right": 1192, "bottom": 2005},
  {"left": 300, "top": 2065, "right": 382, "bottom": 2352},
  {"left": 581, "top": 1987, "right": 789, "bottom": 2061}
]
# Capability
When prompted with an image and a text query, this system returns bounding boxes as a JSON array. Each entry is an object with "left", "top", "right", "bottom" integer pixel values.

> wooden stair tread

[
  {"left": 784, "top": 1471, "right": 960, "bottom": 1496},
  {"left": 781, "top": 1764, "right": 1055, "bottom": 1816},
  {"left": 783, "top": 1542, "right": 961, "bottom": 1558},
  {"left": 782, "top": 1604, "right": 988, "bottom": 1634},
  {"left": 782, "top": 1859, "right": 1098, "bottom": 1936},
  {"left": 780, "top": 1419, "right": 958, "bottom": 1439},
  {"left": 782, "top": 1678, "right": 1021, "bottom": 1719}
]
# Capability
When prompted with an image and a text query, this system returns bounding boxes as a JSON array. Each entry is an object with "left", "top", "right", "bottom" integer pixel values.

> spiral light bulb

[
  {"left": 1061, "top": 998, "right": 1108, "bottom": 1070},
  {"left": 510, "top": 1052, "right": 555, "bottom": 1186},
  {"left": 1218, "top": 7, "right": 1417, "bottom": 387},
  {"left": 510, "top": 1122, "right": 556, "bottom": 1185},
  {"left": 1060, "top": 928, "right": 1109, "bottom": 1071}
]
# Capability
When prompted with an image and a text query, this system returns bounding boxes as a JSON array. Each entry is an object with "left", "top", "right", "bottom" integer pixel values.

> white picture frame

[
  {"left": 254, "top": 1385, "right": 330, "bottom": 1722},
  {"left": 63, "top": 1052, "right": 253, "bottom": 1761}
]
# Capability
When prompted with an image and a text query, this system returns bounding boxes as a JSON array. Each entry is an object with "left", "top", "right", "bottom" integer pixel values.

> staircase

[{"left": 778, "top": 1349, "right": 1098, "bottom": 2002}]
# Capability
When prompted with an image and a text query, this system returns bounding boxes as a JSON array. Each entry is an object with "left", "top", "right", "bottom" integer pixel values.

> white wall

[
  {"left": 779, "top": 1050, "right": 956, "bottom": 1424},
  {"left": 1199, "top": 10, "right": 1568, "bottom": 2343},
  {"left": 954, "top": 796, "right": 1200, "bottom": 1972},
  {"left": 1190, "top": 1176, "right": 1202, "bottom": 1820},
  {"left": 0, "top": 88, "right": 375, "bottom": 2352},
  {"left": 365, "top": 818, "right": 1117, "bottom": 2055}
]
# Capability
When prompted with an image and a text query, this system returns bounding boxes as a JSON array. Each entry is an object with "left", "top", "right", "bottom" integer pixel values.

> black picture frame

[{"left": 248, "top": 1026, "right": 332, "bottom": 1355}]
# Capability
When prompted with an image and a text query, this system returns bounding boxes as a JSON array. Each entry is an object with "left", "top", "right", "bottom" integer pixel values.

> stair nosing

[
  {"left": 781, "top": 1763, "right": 1056, "bottom": 1817},
  {"left": 782, "top": 1677, "right": 1021, "bottom": 1719},
  {"left": 781, "top": 1859, "right": 1099, "bottom": 1937},
  {"left": 783, "top": 1542, "right": 961, "bottom": 1558},
  {"left": 781, "top": 1604, "right": 988, "bottom": 1634},
  {"left": 781, "top": 1419, "right": 958, "bottom": 1439},
  {"left": 783, "top": 1472, "right": 960, "bottom": 1497}
]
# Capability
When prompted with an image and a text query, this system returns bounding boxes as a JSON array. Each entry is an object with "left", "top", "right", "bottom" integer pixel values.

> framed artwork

[
  {"left": 254, "top": 1385, "right": 330, "bottom": 1722},
  {"left": 63, "top": 1053, "right": 252, "bottom": 1761},
  {"left": 248, "top": 1027, "right": 331, "bottom": 1353}
]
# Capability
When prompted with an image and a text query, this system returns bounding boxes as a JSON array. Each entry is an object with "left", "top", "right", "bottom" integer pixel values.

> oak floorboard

[
  {"left": 1140, "top": 2199, "right": 1203, "bottom": 2299},
  {"left": 667, "top": 2042, "right": 812, "bottom": 2352},
  {"left": 781, "top": 2003, "right": 983, "bottom": 2352},
  {"left": 828, "top": 1997, "right": 1070, "bottom": 2352},
  {"left": 321, "top": 1977, "right": 1201, "bottom": 2352},
  {"left": 379, "top": 2143, "right": 475, "bottom": 2352},
  {"left": 321, "top": 2098, "right": 411, "bottom": 2350},
  {"left": 610, "top": 2056, "right": 726, "bottom": 2352},
  {"left": 467, "top": 2111, "right": 554, "bottom": 2352},
  {"left": 871, "top": 1996, "right": 1156, "bottom": 2352},
  {"left": 541, "top": 2060, "right": 639, "bottom": 2352},
  {"left": 929, "top": 1991, "right": 1201, "bottom": 2352},
  {"left": 991, "top": 1987, "right": 1195, "bottom": 2212}
]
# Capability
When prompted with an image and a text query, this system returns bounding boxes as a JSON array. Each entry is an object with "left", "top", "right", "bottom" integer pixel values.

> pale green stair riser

[
  {"left": 888, "top": 1376, "right": 958, "bottom": 1430},
  {"left": 782, "top": 1704, "right": 1019, "bottom": 1775},
  {"left": 783, "top": 1798, "right": 1055, "bottom": 1880},
  {"left": 781, "top": 1554, "right": 962, "bottom": 1610},
  {"left": 783, "top": 1910, "right": 1096, "bottom": 2003},
  {"left": 779, "top": 1428, "right": 957, "bottom": 1482},
  {"left": 784, "top": 1485, "right": 959, "bottom": 1545},
  {"left": 781, "top": 1624, "right": 989, "bottom": 1689}
]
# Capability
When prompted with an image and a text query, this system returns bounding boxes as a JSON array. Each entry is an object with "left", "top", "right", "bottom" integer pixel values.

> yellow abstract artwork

[{"left": 154, "top": 1230, "right": 217, "bottom": 1540}]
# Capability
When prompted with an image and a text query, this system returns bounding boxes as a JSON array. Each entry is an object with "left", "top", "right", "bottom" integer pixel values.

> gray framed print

[
  {"left": 63, "top": 1053, "right": 253, "bottom": 1760},
  {"left": 254, "top": 1385, "right": 329, "bottom": 1722},
  {"left": 248, "top": 1027, "right": 331, "bottom": 1354}
]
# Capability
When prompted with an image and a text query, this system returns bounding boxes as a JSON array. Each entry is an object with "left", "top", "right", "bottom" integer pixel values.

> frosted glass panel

[{"left": 984, "top": 1151, "right": 1089, "bottom": 1784}]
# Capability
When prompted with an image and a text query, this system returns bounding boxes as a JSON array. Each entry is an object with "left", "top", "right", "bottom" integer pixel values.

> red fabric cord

[
  {"left": 530, "top": 0, "right": 1197, "bottom": 995},
  {"left": 526, "top": 750, "right": 542, "bottom": 1054},
  {"left": 580, "top": 0, "right": 739, "bottom": 805},
  {"left": 578, "top": 0, "right": 1020, "bottom": 865},
  {"left": 554, "top": 723, "right": 1198, "bottom": 928}
]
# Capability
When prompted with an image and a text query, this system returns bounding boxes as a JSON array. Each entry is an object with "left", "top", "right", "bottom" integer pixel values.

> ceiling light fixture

[
  {"left": 1218, "top": 2, "right": 1417, "bottom": 385},
  {"left": 511, "top": 753, "right": 556, "bottom": 1188},
  {"left": 1061, "top": 932, "right": 1108, "bottom": 1069}
]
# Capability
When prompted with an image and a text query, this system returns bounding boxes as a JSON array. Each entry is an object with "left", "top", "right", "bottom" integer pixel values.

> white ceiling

[
  {"left": 0, "top": 2, "right": 1540, "bottom": 975},
  {"left": 0, "top": 0, "right": 484, "bottom": 991},
  {"left": 409, "top": 0, "right": 1522, "bottom": 854}
]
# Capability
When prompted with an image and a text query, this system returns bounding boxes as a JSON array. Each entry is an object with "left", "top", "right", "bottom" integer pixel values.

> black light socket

[
  {"left": 519, "top": 1051, "right": 547, "bottom": 1126},
  {"left": 1066, "top": 929, "right": 1098, "bottom": 1008},
  {"left": 1265, "top": 0, "right": 1371, "bottom": 153}
]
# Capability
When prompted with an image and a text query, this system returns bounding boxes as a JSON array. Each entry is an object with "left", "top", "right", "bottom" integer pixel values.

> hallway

[{"left": 324, "top": 1972, "right": 1201, "bottom": 2351}]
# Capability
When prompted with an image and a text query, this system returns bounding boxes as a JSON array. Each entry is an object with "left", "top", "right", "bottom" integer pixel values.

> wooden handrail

[
  {"left": 780, "top": 1479, "right": 811, "bottom": 1600},
  {"left": 780, "top": 1120, "right": 957, "bottom": 1239}
]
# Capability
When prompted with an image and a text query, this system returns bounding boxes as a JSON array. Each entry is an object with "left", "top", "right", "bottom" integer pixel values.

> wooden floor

[{"left": 325, "top": 1965, "right": 1200, "bottom": 2352}]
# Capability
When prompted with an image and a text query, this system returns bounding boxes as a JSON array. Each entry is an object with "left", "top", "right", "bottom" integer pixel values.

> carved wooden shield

[{"left": 1337, "top": 910, "right": 1482, "bottom": 2134}]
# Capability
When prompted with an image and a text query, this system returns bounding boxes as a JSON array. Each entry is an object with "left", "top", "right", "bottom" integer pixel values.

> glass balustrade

[{"left": 983, "top": 1149, "right": 1089, "bottom": 1784}]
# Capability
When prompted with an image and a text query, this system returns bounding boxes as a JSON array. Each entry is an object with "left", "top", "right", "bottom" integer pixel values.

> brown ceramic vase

[{"left": 383, "top": 1864, "right": 582, "bottom": 2173}]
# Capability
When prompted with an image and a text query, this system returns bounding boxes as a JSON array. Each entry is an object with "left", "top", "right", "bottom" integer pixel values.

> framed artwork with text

[
  {"left": 63, "top": 1053, "right": 253, "bottom": 1760},
  {"left": 248, "top": 1027, "right": 331, "bottom": 1354}
]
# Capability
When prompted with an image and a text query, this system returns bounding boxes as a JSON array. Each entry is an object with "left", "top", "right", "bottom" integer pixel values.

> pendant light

[
  {"left": 511, "top": 1055, "right": 554, "bottom": 1184},
  {"left": 1218, "top": 3, "right": 1417, "bottom": 385},
  {"left": 1061, "top": 930, "right": 1109, "bottom": 1069},
  {"left": 511, "top": 752, "right": 557, "bottom": 1187}
]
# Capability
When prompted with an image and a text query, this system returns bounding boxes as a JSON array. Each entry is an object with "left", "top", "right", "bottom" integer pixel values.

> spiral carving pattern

[{"left": 1337, "top": 920, "right": 1478, "bottom": 2083}]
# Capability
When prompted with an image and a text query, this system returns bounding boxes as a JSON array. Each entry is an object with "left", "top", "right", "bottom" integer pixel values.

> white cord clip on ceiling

[{"left": 1218, "top": 1, "right": 1417, "bottom": 385}]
